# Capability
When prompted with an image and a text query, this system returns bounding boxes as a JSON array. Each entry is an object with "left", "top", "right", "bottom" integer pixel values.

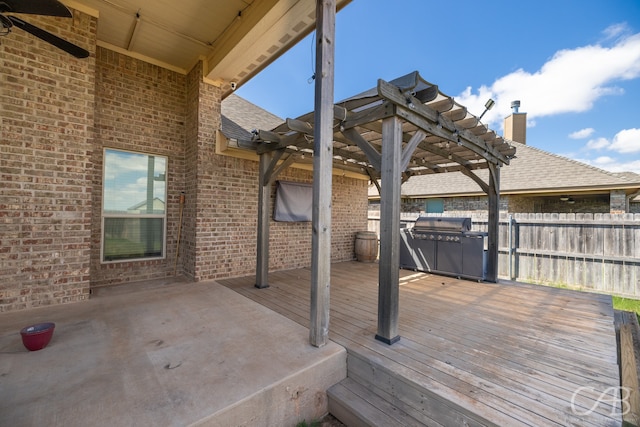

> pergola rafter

[{"left": 252, "top": 69, "right": 516, "bottom": 346}]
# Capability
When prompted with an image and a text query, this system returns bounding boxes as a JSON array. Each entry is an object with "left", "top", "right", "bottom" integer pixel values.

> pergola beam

[
  {"left": 401, "top": 130, "right": 426, "bottom": 171},
  {"left": 378, "top": 79, "right": 509, "bottom": 166},
  {"left": 356, "top": 120, "right": 480, "bottom": 169},
  {"left": 341, "top": 128, "right": 381, "bottom": 171},
  {"left": 340, "top": 103, "right": 394, "bottom": 130},
  {"left": 459, "top": 166, "right": 490, "bottom": 193}
]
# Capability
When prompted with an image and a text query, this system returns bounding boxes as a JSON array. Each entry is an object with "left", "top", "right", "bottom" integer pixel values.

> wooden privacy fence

[{"left": 368, "top": 212, "right": 640, "bottom": 298}]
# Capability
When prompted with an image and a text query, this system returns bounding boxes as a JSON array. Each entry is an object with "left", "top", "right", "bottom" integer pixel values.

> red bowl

[{"left": 20, "top": 322, "right": 55, "bottom": 351}]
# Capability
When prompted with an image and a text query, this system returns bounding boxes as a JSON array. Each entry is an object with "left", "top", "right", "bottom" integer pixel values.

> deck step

[
  {"left": 328, "top": 377, "right": 429, "bottom": 427},
  {"left": 337, "top": 347, "right": 499, "bottom": 427}
]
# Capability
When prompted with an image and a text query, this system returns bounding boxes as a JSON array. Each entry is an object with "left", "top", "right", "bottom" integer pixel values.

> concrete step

[{"left": 208, "top": 346, "right": 347, "bottom": 426}]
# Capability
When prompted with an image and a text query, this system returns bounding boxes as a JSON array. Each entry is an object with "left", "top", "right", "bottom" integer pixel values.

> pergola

[{"left": 251, "top": 5, "right": 515, "bottom": 349}]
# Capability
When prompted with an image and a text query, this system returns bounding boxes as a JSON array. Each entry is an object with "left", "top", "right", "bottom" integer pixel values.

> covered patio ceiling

[
  {"left": 254, "top": 71, "right": 517, "bottom": 181},
  {"left": 63, "top": 0, "right": 351, "bottom": 93}
]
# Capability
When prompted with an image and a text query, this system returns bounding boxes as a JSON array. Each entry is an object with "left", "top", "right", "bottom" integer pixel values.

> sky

[
  {"left": 236, "top": 0, "right": 640, "bottom": 175},
  {"left": 103, "top": 149, "right": 166, "bottom": 212}
]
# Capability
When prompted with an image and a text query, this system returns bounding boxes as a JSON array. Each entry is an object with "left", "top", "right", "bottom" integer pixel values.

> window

[
  {"left": 102, "top": 149, "right": 167, "bottom": 262},
  {"left": 425, "top": 198, "right": 444, "bottom": 214}
]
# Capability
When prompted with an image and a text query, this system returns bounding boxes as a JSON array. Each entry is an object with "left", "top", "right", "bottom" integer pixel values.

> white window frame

[{"left": 101, "top": 148, "right": 167, "bottom": 264}]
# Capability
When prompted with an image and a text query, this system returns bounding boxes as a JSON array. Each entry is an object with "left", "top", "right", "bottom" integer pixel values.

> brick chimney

[{"left": 503, "top": 100, "right": 526, "bottom": 144}]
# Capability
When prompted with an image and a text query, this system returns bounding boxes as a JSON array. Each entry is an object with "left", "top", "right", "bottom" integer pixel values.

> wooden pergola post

[
  {"left": 375, "top": 115, "right": 402, "bottom": 345},
  {"left": 309, "top": 0, "right": 335, "bottom": 348},
  {"left": 485, "top": 163, "right": 501, "bottom": 282},
  {"left": 255, "top": 151, "right": 272, "bottom": 289}
]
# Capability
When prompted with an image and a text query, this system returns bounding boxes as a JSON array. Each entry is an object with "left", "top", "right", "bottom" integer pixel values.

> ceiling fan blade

[
  {"left": 8, "top": 16, "right": 89, "bottom": 58},
  {"left": 1, "top": 0, "right": 72, "bottom": 17}
]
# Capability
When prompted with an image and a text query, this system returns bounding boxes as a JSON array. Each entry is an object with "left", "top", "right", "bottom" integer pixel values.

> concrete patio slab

[{"left": 0, "top": 278, "right": 346, "bottom": 427}]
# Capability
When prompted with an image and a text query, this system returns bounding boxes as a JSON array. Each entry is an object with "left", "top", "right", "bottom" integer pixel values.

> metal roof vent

[{"left": 511, "top": 100, "right": 521, "bottom": 113}]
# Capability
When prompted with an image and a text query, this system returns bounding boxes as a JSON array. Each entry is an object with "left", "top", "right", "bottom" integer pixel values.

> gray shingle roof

[
  {"left": 221, "top": 94, "right": 283, "bottom": 141},
  {"left": 220, "top": 94, "right": 640, "bottom": 199},
  {"left": 371, "top": 141, "right": 640, "bottom": 197}
]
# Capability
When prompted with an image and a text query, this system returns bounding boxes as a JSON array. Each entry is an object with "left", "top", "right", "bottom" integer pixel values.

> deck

[{"left": 220, "top": 261, "right": 622, "bottom": 426}]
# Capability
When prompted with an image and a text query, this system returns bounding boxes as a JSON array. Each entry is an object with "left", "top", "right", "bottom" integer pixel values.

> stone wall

[
  {"left": 393, "top": 193, "right": 627, "bottom": 216},
  {"left": 610, "top": 190, "right": 627, "bottom": 214},
  {"left": 0, "top": 10, "right": 97, "bottom": 311}
]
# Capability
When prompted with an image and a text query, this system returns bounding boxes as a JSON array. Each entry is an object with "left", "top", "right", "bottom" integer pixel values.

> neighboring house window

[
  {"left": 425, "top": 198, "right": 444, "bottom": 214},
  {"left": 102, "top": 149, "right": 167, "bottom": 262}
]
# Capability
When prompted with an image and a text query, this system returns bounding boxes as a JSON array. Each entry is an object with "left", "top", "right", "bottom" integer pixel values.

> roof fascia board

[
  {"left": 206, "top": 0, "right": 351, "bottom": 91},
  {"left": 206, "top": 0, "right": 281, "bottom": 82}
]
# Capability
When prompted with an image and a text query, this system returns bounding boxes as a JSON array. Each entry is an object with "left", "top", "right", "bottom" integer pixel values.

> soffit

[{"left": 64, "top": 0, "right": 351, "bottom": 94}]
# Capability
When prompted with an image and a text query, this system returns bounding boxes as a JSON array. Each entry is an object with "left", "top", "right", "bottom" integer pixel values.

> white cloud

[
  {"left": 579, "top": 155, "right": 640, "bottom": 174},
  {"left": 610, "top": 128, "right": 640, "bottom": 153},
  {"left": 585, "top": 137, "right": 610, "bottom": 150},
  {"left": 602, "top": 23, "right": 632, "bottom": 41},
  {"left": 570, "top": 128, "right": 595, "bottom": 139},
  {"left": 593, "top": 156, "right": 617, "bottom": 166},
  {"left": 456, "top": 27, "right": 640, "bottom": 127}
]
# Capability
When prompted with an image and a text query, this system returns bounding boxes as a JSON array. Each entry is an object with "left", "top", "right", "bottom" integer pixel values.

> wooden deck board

[{"left": 219, "top": 261, "right": 622, "bottom": 426}]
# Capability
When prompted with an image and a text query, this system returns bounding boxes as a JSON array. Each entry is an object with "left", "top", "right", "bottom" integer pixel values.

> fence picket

[{"left": 368, "top": 212, "right": 640, "bottom": 298}]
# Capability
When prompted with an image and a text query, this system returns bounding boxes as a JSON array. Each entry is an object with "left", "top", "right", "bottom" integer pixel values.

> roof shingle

[{"left": 373, "top": 141, "right": 640, "bottom": 197}]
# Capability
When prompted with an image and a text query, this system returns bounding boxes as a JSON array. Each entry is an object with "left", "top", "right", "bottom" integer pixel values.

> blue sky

[
  {"left": 237, "top": 0, "right": 640, "bottom": 174},
  {"left": 103, "top": 149, "right": 166, "bottom": 212}
]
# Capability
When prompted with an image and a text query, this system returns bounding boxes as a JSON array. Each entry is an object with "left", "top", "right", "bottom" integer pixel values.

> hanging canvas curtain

[{"left": 274, "top": 181, "right": 312, "bottom": 222}]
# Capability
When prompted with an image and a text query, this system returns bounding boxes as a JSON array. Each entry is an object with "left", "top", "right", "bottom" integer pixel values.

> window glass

[
  {"left": 425, "top": 198, "right": 444, "bottom": 214},
  {"left": 102, "top": 149, "right": 167, "bottom": 262},
  {"left": 103, "top": 150, "right": 166, "bottom": 214}
]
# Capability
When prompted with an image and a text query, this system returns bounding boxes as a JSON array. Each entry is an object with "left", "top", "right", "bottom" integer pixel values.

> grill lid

[{"left": 414, "top": 216, "right": 472, "bottom": 233}]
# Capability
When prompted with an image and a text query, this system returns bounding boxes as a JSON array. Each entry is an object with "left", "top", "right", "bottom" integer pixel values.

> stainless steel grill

[{"left": 400, "top": 216, "right": 487, "bottom": 281}]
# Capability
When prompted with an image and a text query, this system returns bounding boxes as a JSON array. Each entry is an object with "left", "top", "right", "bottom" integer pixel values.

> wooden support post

[
  {"left": 486, "top": 163, "right": 500, "bottom": 283},
  {"left": 376, "top": 115, "right": 402, "bottom": 345},
  {"left": 620, "top": 323, "right": 640, "bottom": 425},
  {"left": 309, "top": 0, "right": 335, "bottom": 348},
  {"left": 256, "top": 151, "right": 272, "bottom": 288}
]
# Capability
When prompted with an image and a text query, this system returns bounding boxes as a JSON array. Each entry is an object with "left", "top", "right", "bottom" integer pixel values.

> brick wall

[
  {"left": 0, "top": 10, "right": 97, "bottom": 311},
  {"left": 1, "top": 18, "right": 368, "bottom": 311},
  {"left": 92, "top": 55, "right": 368, "bottom": 286},
  {"left": 182, "top": 62, "right": 367, "bottom": 281},
  {"left": 267, "top": 171, "right": 369, "bottom": 272},
  {"left": 90, "top": 47, "right": 187, "bottom": 287}
]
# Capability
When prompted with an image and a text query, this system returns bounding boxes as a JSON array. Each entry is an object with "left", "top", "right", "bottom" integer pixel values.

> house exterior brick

[
  {"left": 1, "top": 11, "right": 97, "bottom": 312},
  {"left": 90, "top": 47, "right": 188, "bottom": 287},
  {"left": 1, "top": 8, "right": 368, "bottom": 311}
]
